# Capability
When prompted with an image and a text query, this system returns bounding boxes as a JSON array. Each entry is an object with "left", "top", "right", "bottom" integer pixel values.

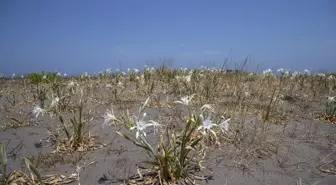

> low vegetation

[{"left": 0, "top": 63, "right": 335, "bottom": 184}]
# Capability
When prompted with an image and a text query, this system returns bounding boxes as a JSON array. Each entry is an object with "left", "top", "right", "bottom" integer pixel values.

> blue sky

[{"left": 1, "top": 0, "right": 335, "bottom": 75}]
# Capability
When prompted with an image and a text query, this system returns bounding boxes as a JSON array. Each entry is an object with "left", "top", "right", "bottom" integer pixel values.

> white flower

[
  {"left": 43, "top": 75, "right": 46, "bottom": 79},
  {"left": 244, "top": 91, "right": 251, "bottom": 98},
  {"left": 185, "top": 74, "right": 192, "bottom": 82},
  {"left": 201, "top": 104, "right": 215, "bottom": 113},
  {"left": 33, "top": 105, "right": 45, "bottom": 118},
  {"left": 174, "top": 95, "right": 194, "bottom": 106},
  {"left": 304, "top": 69, "right": 311, "bottom": 75},
  {"left": 328, "top": 75, "right": 334, "bottom": 80},
  {"left": 326, "top": 96, "right": 335, "bottom": 103},
  {"left": 102, "top": 108, "right": 118, "bottom": 128},
  {"left": 63, "top": 73, "right": 67, "bottom": 77},
  {"left": 68, "top": 80, "right": 77, "bottom": 87},
  {"left": 316, "top": 73, "right": 325, "bottom": 77},
  {"left": 130, "top": 113, "right": 160, "bottom": 139},
  {"left": 130, "top": 113, "right": 149, "bottom": 139},
  {"left": 51, "top": 97, "right": 59, "bottom": 107},
  {"left": 21, "top": 75, "right": 24, "bottom": 78},
  {"left": 105, "top": 84, "right": 112, "bottom": 89},
  {"left": 117, "top": 81, "right": 123, "bottom": 87},
  {"left": 197, "top": 114, "right": 217, "bottom": 137},
  {"left": 292, "top": 71, "right": 299, "bottom": 78},
  {"left": 57, "top": 72, "right": 61, "bottom": 76},
  {"left": 148, "top": 120, "right": 161, "bottom": 135},
  {"left": 219, "top": 117, "right": 230, "bottom": 133},
  {"left": 263, "top": 69, "right": 273, "bottom": 76}
]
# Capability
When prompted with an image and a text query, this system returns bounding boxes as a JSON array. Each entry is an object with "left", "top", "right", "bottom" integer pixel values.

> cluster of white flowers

[
  {"left": 127, "top": 68, "right": 140, "bottom": 74},
  {"left": 101, "top": 96, "right": 232, "bottom": 141},
  {"left": 105, "top": 68, "right": 112, "bottom": 74},
  {"left": 316, "top": 73, "right": 326, "bottom": 77},
  {"left": 175, "top": 70, "right": 193, "bottom": 83},
  {"left": 144, "top": 65, "right": 155, "bottom": 73},
  {"left": 80, "top": 72, "right": 89, "bottom": 78},
  {"left": 303, "top": 69, "right": 311, "bottom": 75},
  {"left": 277, "top": 68, "right": 290, "bottom": 77},
  {"left": 197, "top": 114, "right": 230, "bottom": 138},
  {"left": 291, "top": 71, "right": 300, "bottom": 78},
  {"left": 263, "top": 69, "right": 273, "bottom": 76}
]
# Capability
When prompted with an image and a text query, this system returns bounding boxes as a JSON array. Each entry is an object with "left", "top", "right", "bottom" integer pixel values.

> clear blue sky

[{"left": 1, "top": 0, "right": 335, "bottom": 75}]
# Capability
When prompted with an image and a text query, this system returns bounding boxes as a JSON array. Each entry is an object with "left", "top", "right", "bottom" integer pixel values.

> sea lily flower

[
  {"left": 33, "top": 105, "right": 45, "bottom": 118},
  {"left": 68, "top": 80, "right": 78, "bottom": 87},
  {"left": 197, "top": 114, "right": 217, "bottom": 137},
  {"left": 219, "top": 116, "right": 231, "bottom": 133},
  {"left": 185, "top": 74, "right": 192, "bottom": 82},
  {"left": 117, "top": 81, "right": 123, "bottom": 87},
  {"left": 130, "top": 113, "right": 159, "bottom": 139},
  {"left": 291, "top": 71, "right": 299, "bottom": 78},
  {"left": 263, "top": 69, "right": 273, "bottom": 76},
  {"left": 174, "top": 95, "right": 194, "bottom": 106},
  {"left": 105, "top": 84, "right": 112, "bottom": 89},
  {"left": 50, "top": 97, "right": 59, "bottom": 107},
  {"left": 201, "top": 104, "right": 215, "bottom": 113},
  {"left": 148, "top": 120, "right": 161, "bottom": 135},
  {"left": 326, "top": 96, "right": 335, "bottom": 103},
  {"left": 102, "top": 108, "right": 118, "bottom": 128},
  {"left": 303, "top": 69, "right": 311, "bottom": 75},
  {"left": 316, "top": 73, "right": 325, "bottom": 77}
]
